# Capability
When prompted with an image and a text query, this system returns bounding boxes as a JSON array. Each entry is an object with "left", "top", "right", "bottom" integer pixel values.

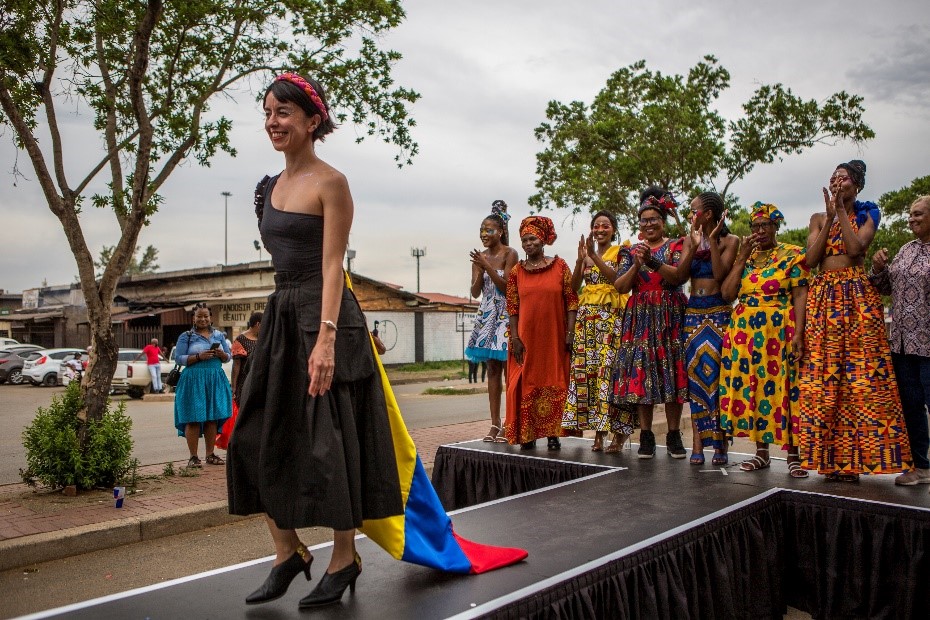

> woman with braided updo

[
  {"left": 467, "top": 200, "right": 518, "bottom": 442},
  {"left": 610, "top": 187, "right": 690, "bottom": 460},
  {"left": 227, "top": 73, "right": 403, "bottom": 609},
  {"left": 674, "top": 192, "right": 739, "bottom": 466},
  {"left": 798, "top": 160, "right": 911, "bottom": 481},
  {"left": 505, "top": 215, "right": 578, "bottom": 450}
]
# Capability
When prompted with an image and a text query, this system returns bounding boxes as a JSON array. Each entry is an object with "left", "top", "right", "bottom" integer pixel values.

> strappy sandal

[
  {"left": 690, "top": 452, "right": 705, "bottom": 465},
  {"left": 739, "top": 449, "right": 770, "bottom": 472},
  {"left": 592, "top": 432, "right": 605, "bottom": 452},
  {"left": 483, "top": 425, "right": 502, "bottom": 442},
  {"left": 712, "top": 450, "right": 729, "bottom": 466},
  {"left": 786, "top": 449, "right": 808, "bottom": 478},
  {"left": 205, "top": 453, "right": 225, "bottom": 465},
  {"left": 605, "top": 433, "right": 627, "bottom": 454}
]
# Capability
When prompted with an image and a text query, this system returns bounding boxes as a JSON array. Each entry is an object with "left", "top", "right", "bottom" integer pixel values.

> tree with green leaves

[
  {"left": 95, "top": 244, "right": 160, "bottom": 278},
  {"left": 0, "top": 0, "right": 418, "bottom": 435},
  {"left": 531, "top": 55, "right": 874, "bottom": 227}
]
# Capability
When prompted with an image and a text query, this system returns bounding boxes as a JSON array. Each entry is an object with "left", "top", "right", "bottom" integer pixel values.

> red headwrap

[{"left": 519, "top": 216, "right": 558, "bottom": 245}]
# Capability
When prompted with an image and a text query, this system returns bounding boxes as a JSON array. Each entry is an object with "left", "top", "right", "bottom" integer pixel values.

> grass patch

[
  {"left": 393, "top": 360, "right": 464, "bottom": 372},
  {"left": 422, "top": 387, "right": 477, "bottom": 396}
]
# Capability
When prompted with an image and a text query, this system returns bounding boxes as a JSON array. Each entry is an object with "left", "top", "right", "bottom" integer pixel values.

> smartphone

[{"left": 210, "top": 342, "right": 220, "bottom": 350}]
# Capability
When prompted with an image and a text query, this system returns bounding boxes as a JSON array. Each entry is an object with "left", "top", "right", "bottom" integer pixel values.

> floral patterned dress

[
  {"left": 465, "top": 269, "right": 509, "bottom": 362},
  {"left": 719, "top": 243, "right": 808, "bottom": 447},
  {"left": 610, "top": 239, "right": 688, "bottom": 406},
  {"left": 562, "top": 244, "right": 634, "bottom": 434}
]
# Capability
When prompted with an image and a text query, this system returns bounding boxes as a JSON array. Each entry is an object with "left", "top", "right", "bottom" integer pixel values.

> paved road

[{"left": 0, "top": 381, "right": 493, "bottom": 486}]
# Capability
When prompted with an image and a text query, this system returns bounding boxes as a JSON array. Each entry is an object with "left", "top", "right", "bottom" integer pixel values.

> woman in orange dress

[{"left": 505, "top": 216, "right": 578, "bottom": 450}]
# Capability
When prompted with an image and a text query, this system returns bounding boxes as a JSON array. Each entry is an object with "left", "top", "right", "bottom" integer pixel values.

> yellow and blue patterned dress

[{"left": 719, "top": 243, "right": 808, "bottom": 447}]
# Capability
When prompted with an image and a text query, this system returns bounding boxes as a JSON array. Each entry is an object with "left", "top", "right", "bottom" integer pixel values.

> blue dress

[{"left": 173, "top": 328, "right": 232, "bottom": 435}]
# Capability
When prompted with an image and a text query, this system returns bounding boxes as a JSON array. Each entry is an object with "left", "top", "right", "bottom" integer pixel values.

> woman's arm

[
  {"left": 721, "top": 236, "right": 755, "bottom": 303},
  {"left": 175, "top": 332, "right": 195, "bottom": 367},
  {"left": 231, "top": 358, "right": 242, "bottom": 398},
  {"left": 571, "top": 235, "right": 586, "bottom": 292},
  {"left": 711, "top": 234, "right": 739, "bottom": 283},
  {"left": 309, "top": 171, "right": 354, "bottom": 397},
  {"left": 506, "top": 268, "right": 524, "bottom": 364},
  {"left": 469, "top": 260, "right": 483, "bottom": 299},
  {"left": 586, "top": 236, "right": 619, "bottom": 283},
  {"left": 834, "top": 204, "right": 875, "bottom": 259},
  {"left": 790, "top": 284, "right": 809, "bottom": 362}
]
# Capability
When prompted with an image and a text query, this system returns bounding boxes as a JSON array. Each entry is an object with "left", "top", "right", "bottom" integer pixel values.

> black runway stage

[{"left": 21, "top": 438, "right": 930, "bottom": 619}]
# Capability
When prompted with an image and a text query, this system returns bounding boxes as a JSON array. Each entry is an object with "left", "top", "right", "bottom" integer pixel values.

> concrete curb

[
  {"left": 0, "top": 501, "right": 251, "bottom": 572},
  {"left": 0, "top": 464, "right": 436, "bottom": 572}
]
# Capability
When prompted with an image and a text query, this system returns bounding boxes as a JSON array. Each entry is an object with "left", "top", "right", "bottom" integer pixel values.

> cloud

[{"left": 848, "top": 25, "right": 930, "bottom": 107}]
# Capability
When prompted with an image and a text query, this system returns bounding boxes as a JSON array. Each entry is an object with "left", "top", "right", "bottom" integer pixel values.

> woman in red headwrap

[
  {"left": 798, "top": 160, "right": 911, "bottom": 481},
  {"left": 610, "top": 187, "right": 689, "bottom": 459},
  {"left": 505, "top": 216, "right": 579, "bottom": 450}
]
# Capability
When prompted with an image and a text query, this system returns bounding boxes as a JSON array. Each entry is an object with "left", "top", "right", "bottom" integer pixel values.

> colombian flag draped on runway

[{"left": 353, "top": 281, "right": 527, "bottom": 573}]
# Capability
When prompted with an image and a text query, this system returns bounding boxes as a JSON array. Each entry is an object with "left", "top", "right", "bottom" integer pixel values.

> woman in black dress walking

[{"left": 227, "top": 73, "right": 403, "bottom": 609}]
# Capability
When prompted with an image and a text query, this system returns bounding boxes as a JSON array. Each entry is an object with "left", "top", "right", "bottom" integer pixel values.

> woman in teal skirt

[{"left": 174, "top": 302, "right": 232, "bottom": 468}]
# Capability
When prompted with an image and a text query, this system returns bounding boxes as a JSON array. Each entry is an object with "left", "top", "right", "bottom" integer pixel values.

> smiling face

[
  {"left": 638, "top": 208, "right": 665, "bottom": 243},
  {"left": 909, "top": 198, "right": 930, "bottom": 241},
  {"left": 479, "top": 218, "right": 503, "bottom": 248},
  {"left": 689, "top": 197, "right": 712, "bottom": 228},
  {"left": 521, "top": 234, "right": 544, "bottom": 260},
  {"left": 591, "top": 215, "right": 615, "bottom": 244},
  {"left": 193, "top": 308, "right": 212, "bottom": 330},
  {"left": 263, "top": 92, "right": 318, "bottom": 153}
]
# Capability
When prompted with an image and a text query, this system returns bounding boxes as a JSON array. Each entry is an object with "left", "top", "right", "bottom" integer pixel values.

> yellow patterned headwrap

[{"left": 749, "top": 201, "right": 784, "bottom": 224}]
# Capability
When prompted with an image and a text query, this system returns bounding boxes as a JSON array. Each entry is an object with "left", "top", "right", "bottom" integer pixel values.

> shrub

[{"left": 20, "top": 382, "right": 135, "bottom": 491}]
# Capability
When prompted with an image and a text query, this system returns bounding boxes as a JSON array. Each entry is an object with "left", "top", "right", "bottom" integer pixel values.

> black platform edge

[{"left": 435, "top": 441, "right": 930, "bottom": 620}]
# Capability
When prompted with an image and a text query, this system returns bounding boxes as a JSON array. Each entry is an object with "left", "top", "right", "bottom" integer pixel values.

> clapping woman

[
  {"left": 798, "top": 161, "right": 911, "bottom": 481},
  {"left": 611, "top": 188, "right": 690, "bottom": 459},
  {"left": 466, "top": 201, "right": 518, "bottom": 442},
  {"left": 505, "top": 216, "right": 578, "bottom": 450},
  {"left": 870, "top": 196, "right": 930, "bottom": 487},
  {"left": 562, "top": 211, "right": 633, "bottom": 452},
  {"left": 719, "top": 203, "right": 808, "bottom": 477}
]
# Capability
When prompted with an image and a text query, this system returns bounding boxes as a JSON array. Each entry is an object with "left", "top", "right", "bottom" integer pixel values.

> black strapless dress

[{"left": 227, "top": 176, "right": 402, "bottom": 530}]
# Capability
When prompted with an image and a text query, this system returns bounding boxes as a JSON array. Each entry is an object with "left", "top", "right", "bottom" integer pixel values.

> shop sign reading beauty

[{"left": 213, "top": 300, "right": 267, "bottom": 326}]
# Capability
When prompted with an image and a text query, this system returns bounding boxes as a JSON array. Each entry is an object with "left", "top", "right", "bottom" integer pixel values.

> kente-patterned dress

[
  {"left": 610, "top": 239, "right": 688, "bottom": 406},
  {"left": 719, "top": 243, "right": 808, "bottom": 447},
  {"left": 562, "top": 245, "right": 635, "bottom": 435},
  {"left": 465, "top": 270, "right": 508, "bottom": 363},
  {"left": 798, "top": 204, "right": 912, "bottom": 475},
  {"left": 505, "top": 258, "right": 579, "bottom": 444},
  {"left": 684, "top": 251, "right": 733, "bottom": 450}
]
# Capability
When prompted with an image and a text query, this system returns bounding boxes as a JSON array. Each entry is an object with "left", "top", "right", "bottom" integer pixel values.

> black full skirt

[{"left": 227, "top": 271, "right": 403, "bottom": 530}]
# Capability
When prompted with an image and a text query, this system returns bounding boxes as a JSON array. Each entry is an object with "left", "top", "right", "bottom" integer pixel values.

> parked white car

[
  {"left": 0, "top": 338, "right": 20, "bottom": 348},
  {"left": 111, "top": 348, "right": 170, "bottom": 399},
  {"left": 22, "top": 348, "right": 86, "bottom": 386}
]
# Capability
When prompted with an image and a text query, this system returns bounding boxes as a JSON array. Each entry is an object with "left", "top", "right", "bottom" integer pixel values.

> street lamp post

[
  {"left": 221, "top": 191, "right": 232, "bottom": 265},
  {"left": 411, "top": 247, "right": 426, "bottom": 292}
]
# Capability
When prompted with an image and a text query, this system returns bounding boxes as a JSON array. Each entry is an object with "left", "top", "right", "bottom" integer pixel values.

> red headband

[{"left": 275, "top": 72, "right": 329, "bottom": 121}]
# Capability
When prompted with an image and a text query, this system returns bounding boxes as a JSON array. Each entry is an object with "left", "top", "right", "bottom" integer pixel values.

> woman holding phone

[{"left": 173, "top": 302, "right": 232, "bottom": 468}]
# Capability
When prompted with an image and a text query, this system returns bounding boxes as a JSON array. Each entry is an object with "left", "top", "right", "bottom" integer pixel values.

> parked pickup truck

[{"left": 111, "top": 348, "right": 169, "bottom": 399}]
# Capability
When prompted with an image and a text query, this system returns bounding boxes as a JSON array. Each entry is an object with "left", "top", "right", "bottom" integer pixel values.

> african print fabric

[
  {"left": 684, "top": 293, "right": 732, "bottom": 449},
  {"left": 465, "top": 269, "right": 509, "bottom": 362},
  {"left": 505, "top": 258, "right": 578, "bottom": 444},
  {"left": 562, "top": 246, "right": 636, "bottom": 434},
  {"left": 610, "top": 239, "right": 688, "bottom": 405},
  {"left": 798, "top": 266, "right": 912, "bottom": 475},
  {"left": 719, "top": 243, "right": 808, "bottom": 448}
]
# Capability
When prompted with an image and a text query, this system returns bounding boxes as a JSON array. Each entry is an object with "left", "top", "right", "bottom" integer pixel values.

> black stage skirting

[
  {"left": 27, "top": 438, "right": 930, "bottom": 619},
  {"left": 433, "top": 440, "right": 930, "bottom": 620}
]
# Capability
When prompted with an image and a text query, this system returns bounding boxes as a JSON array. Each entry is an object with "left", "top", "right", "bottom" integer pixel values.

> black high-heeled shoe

[
  {"left": 298, "top": 552, "right": 361, "bottom": 609},
  {"left": 245, "top": 544, "right": 313, "bottom": 605}
]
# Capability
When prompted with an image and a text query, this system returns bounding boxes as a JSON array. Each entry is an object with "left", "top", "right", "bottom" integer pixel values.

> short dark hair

[
  {"left": 264, "top": 77, "right": 335, "bottom": 142},
  {"left": 696, "top": 191, "right": 729, "bottom": 238},
  {"left": 247, "top": 312, "right": 263, "bottom": 328}
]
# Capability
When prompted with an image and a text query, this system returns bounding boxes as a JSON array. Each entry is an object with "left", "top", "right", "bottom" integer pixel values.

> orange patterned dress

[
  {"left": 505, "top": 257, "right": 579, "bottom": 444},
  {"left": 798, "top": 205, "right": 912, "bottom": 475}
]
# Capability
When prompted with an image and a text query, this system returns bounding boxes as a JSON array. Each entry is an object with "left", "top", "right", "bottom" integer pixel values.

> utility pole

[
  {"left": 410, "top": 247, "right": 426, "bottom": 292},
  {"left": 221, "top": 191, "right": 232, "bottom": 265},
  {"left": 346, "top": 248, "right": 356, "bottom": 274}
]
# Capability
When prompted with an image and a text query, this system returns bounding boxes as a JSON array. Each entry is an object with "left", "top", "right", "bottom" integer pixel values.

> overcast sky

[{"left": 2, "top": 0, "right": 929, "bottom": 299}]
